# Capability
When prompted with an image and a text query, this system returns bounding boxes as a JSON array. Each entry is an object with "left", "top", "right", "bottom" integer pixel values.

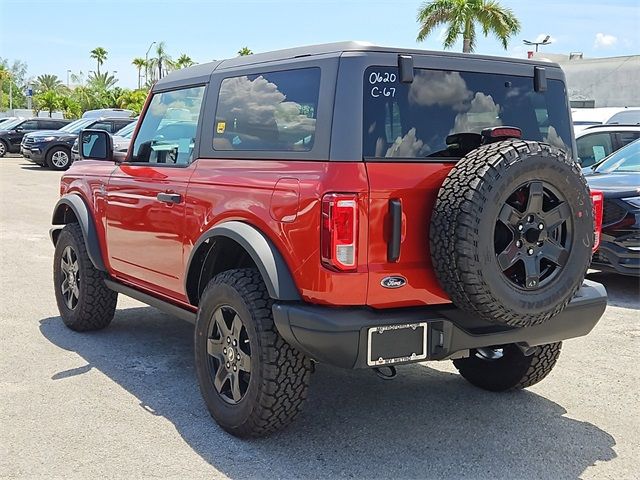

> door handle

[{"left": 157, "top": 192, "right": 182, "bottom": 204}]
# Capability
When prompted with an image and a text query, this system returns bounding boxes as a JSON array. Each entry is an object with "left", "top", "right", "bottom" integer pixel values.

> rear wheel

[
  {"left": 47, "top": 146, "right": 72, "bottom": 170},
  {"left": 194, "top": 268, "right": 312, "bottom": 437},
  {"left": 453, "top": 342, "right": 562, "bottom": 391}
]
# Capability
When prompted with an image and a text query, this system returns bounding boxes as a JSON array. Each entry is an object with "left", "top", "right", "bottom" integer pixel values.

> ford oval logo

[{"left": 381, "top": 276, "right": 407, "bottom": 289}]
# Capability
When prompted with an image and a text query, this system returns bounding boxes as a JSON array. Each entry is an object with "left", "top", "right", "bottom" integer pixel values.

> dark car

[
  {"left": 0, "top": 117, "right": 70, "bottom": 157},
  {"left": 585, "top": 139, "right": 640, "bottom": 276},
  {"left": 21, "top": 117, "right": 134, "bottom": 170}
]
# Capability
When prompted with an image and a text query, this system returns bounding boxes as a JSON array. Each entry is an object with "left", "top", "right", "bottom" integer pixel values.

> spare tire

[{"left": 430, "top": 140, "right": 593, "bottom": 327}]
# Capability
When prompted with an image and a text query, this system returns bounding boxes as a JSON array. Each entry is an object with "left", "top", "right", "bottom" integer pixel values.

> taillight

[
  {"left": 590, "top": 190, "right": 604, "bottom": 252},
  {"left": 321, "top": 193, "right": 358, "bottom": 271}
]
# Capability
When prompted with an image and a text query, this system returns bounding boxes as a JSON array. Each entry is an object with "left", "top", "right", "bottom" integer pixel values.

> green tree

[
  {"left": 0, "top": 68, "right": 11, "bottom": 110},
  {"left": 174, "top": 54, "right": 196, "bottom": 69},
  {"left": 58, "top": 95, "right": 82, "bottom": 119},
  {"left": 0, "top": 58, "right": 28, "bottom": 109},
  {"left": 153, "top": 42, "right": 172, "bottom": 80},
  {"left": 35, "top": 74, "right": 63, "bottom": 93},
  {"left": 417, "top": 0, "right": 520, "bottom": 53},
  {"left": 34, "top": 90, "right": 62, "bottom": 117},
  {"left": 132, "top": 57, "right": 146, "bottom": 89},
  {"left": 90, "top": 47, "right": 108, "bottom": 75},
  {"left": 237, "top": 47, "right": 253, "bottom": 56},
  {"left": 88, "top": 71, "right": 118, "bottom": 91},
  {"left": 116, "top": 89, "right": 148, "bottom": 114}
]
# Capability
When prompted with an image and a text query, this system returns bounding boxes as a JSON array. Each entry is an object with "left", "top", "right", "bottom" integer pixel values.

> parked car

[
  {"left": 572, "top": 107, "right": 640, "bottom": 134},
  {"left": 585, "top": 139, "right": 640, "bottom": 276},
  {"left": 22, "top": 117, "right": 135, "bottom": 170},
  {"left": 82, "top": 108, "right": 134, "bottom": 119},
  {"left": 0, "top": 117, "right": 70, "bottom": 157},
  {"left": 50, "top": 42, "right": 606, "bottom": 438},
  {"left": 575, "top": 125, "right": 640, "bottom": 167},
  {"left": 71, "top": 119, "right": 138, "bottom": 162}
]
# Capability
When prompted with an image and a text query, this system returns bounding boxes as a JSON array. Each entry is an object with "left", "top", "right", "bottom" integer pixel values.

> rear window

[
  {"left": 363, "top": 66, "right": 573, "bottom": 159},
  {"left": 213, "top": 67, "right": 320, "bottom": 152}
]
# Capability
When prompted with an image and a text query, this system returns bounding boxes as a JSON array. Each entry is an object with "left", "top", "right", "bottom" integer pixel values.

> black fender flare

[
  {"left": 50, "top": 194, "right": 106, "bottom": 271},
  {"left": 186, "top": 221, "right": 301, "bottom": 303}
]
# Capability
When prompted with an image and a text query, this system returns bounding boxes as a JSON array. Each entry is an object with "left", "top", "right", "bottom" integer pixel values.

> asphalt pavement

[{"left": 1, "top": 155, "right": 638, "bottom": 479}]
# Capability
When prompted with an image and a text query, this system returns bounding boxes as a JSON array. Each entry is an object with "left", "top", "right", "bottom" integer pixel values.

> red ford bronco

[{"left": 51, "top": 42, "right": 607, "bottom": 437}]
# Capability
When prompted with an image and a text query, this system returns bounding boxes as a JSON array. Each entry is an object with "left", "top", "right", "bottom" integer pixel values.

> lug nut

[
  {"left": 527, "top": 248, "right": 534, "bottom": 255},
  {"left": 226, "top": 337, "right": 231, "bottom": 344},
  {"left": 538, "top": 223, "right": 544, "bottom": 230},
  {"left": 517, "top": 224, "right": 524, "bottom": 231},
  {"left": 527, "top": 215, "right": 534, "bottom": 222},
  {"left": 226, "top": 362, "right": 230, "bottom": 369},
  {"left": 537, "top": 241, "right": 544, "bottom": 247},
  {"left": 232, "top": 339, "right": 237, "bottom": 347},
  {"left": 233, "top": 365, "right": 237, "bottom": 372},
  {"left": 223, "top": 347, "right": 227, "bottom": 354},
  {"left": 515, "top": 240, "right": 523, "bottom": 248}
]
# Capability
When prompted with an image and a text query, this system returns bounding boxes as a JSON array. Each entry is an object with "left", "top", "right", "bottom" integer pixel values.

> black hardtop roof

[{"left": 154, "top": 41, "right": 561, "bottom": 90}]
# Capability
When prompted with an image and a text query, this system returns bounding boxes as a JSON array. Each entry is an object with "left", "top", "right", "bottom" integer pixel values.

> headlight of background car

[
  {"left": 623, "top": 197, "right": 640, "bottom": 209},
  {"left": 41, "top": 136, "right": 56, "bottom": 142}
]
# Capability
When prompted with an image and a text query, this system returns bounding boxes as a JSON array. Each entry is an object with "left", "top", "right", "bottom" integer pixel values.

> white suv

[{"left": 575, "top": 125, "right": 640, "bottom": 167}]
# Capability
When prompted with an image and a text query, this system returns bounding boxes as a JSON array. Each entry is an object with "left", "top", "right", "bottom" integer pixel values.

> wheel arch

[
  {"left": 50, "top": 194, "right": 106, "bottom": 271},
  {"left": 185, "top": 221, "right": 301, "bottom": 305}
]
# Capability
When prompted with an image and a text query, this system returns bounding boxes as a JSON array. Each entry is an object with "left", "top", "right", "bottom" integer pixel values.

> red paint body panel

[
  {"left": 365, "top": 162, "right": 453, "bottom": 308},
  {"left": 185, "top": 159, "right": 370, "bottom": 306}
]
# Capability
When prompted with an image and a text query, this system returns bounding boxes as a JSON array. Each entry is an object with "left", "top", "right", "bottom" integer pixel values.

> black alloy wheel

[
  {"left": 494, "top": 180, "right": 572, "bottom": 290},
  {"left": 206, "top": 305, "right": 252, "bottom": 404}
]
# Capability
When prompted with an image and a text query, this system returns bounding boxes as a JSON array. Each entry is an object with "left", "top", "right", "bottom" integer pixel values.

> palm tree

[
  {"left": 175, "top": 54, "right": 196, "bottom": 69},
  {"left": 154, "top": 42, "right": 172, "bottom": 80},
  {"left": 90, "top": 47, "right": 108, "bottom": 75},
  {"left": 88, "top": 71, "right": 118, "bottom": 91},
  {"left": 35, "top": 74, "right": 63, "bottom": 93},
  {"left": 132, "top": 57, "right": 147, "bottom": 89},
  {"left": 417, "top": 0, "right": 520, "bottom": 53},
  {"left": 237, "top": 47, "right": 253, "bottom": 56}
]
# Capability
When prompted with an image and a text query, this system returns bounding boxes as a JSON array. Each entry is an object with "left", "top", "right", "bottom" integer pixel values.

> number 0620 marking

[{"left": 369, "top": 71, "right": 397, "bottom": 84}]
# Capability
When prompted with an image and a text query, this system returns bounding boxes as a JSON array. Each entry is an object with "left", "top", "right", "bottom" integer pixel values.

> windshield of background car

[
  {"left": 594, "top": 140, "right": 640, "bottom": 173},
  {"left": 60, "top": 118, "right": 95, "bottom": 134},
  {"left": 115, "top": 122, "right": 137, "bottom": 139},
  {"left": 0, "top": 119, "right": 22, "bottom": 130},
  {"left": 363, "top": 66, "right": 573, "bottom": 160}
]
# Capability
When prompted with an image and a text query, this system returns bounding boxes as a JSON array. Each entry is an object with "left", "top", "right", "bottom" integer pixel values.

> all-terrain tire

[
  {"left": 194, "top": 268, "right": 312, "bottom": 437},
  {"left": 53, "top": 223, "right": 117, "bottom": 331},
  {"left": 453, "top": 342, "right": 562, "bottom": 391},
  {"left": 430, "top": 140, "right": 593, "bottom": 327},
  {"left": 46, "top": 146, "right": 72, "bottom": 170}
]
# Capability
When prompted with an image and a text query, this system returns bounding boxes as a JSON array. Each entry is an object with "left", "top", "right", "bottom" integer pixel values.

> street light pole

[
  {"left": 145, "top": 41, "right": 156, "bottom": 86},
  {"left": 523, "top": 35, "right": 552, "bottom": 53}
]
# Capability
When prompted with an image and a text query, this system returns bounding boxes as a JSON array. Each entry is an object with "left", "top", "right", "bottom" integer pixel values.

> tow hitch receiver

[{"left": 367, "top": 322, "right": 428, "bottom": 366}]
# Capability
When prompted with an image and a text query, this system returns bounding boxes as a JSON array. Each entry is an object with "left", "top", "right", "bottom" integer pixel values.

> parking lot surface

[{"left": 1, "top": 155, "right": 639, "bottom": 479}]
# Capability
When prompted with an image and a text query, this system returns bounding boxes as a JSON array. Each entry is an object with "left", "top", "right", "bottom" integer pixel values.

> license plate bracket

[{"left": 367, "top": 322, "right": 428, "bottom": 366}]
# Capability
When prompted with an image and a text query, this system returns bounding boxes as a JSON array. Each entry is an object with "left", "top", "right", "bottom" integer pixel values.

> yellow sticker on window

[{"left": 216, "top": 121, "right": 226, "bottom": 134}]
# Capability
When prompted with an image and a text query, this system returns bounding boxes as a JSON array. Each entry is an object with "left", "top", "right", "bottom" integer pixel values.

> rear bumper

[
  {"left": 592, "top": 241, "right": 640, "bottom": 276},
  {"left": 273, "top": 280, "right": 607, "bottom": 369}
]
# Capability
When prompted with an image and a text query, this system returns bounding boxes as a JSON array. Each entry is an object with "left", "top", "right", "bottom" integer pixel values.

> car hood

[{"left": 585, "top": 172, "right": 640, "bottom": 198}]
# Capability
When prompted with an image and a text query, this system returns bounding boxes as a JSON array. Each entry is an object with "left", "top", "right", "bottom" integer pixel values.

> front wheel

[
  {"left": 53, "top": 223, "right": 117, "bottom": 331},
  {"left": 453, "top": 342, "right": 562, "bottom": 391},
  {"left": 47, "top": 146, "right": 72, "bottom": 170},
  {"left": 0, "top": 140, "right": 8, "bottom": 157},
  {"left": 194, "top": 268, "right": 312, "bottom": 437}
]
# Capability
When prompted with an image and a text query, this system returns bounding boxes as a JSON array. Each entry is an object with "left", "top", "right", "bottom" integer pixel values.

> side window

[
  {"left": 131, "top": 85, "right": 205, "bottom": 165},
  {"left": 115, "top": 120, "right": 132, "bottom": 131},
  {"left": 20, "top": 121, "right": 39, "bottom": 131},
  {"left": 91, "top": 122, "right": 113, "bottom": 132},
  {"left": 213, "top": 67, "right": 320, "bottom": 152},
  {"left": 615, "top": 131, "right": 640, "bottom": 148},
  {"left": 576, "top": 132, "right": 614, "bottom": 166}
]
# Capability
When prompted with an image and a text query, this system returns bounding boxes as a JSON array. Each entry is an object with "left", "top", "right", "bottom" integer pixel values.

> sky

[{"left": 0, "top": 0, "right": 638, "bottom": 89}]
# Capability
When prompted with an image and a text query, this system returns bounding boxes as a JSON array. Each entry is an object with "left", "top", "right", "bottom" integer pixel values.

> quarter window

[
  {"left": 131, "top": 85, "right": 205, "bottom": 165},
  {"left": 213, "top": 68, "right": 320, "bottom": 152}
]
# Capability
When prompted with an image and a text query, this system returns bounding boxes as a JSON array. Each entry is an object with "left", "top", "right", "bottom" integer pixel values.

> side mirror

[
  {"left": 79, "top": 129, "right": 113, "bottom": 161},
  {"left": 15, "top": 127, "right": 23, "bottom": 132}
]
